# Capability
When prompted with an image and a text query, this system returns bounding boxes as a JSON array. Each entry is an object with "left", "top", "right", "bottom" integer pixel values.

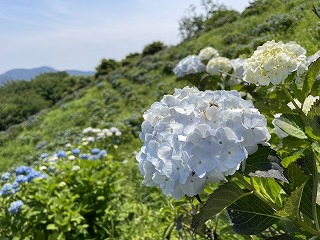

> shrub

[
  {"left": 95, "top": 59, "right": 120, "bottom": 78},
  {"left": 142, "top": 41, "right": 166, "bottom": 56}
]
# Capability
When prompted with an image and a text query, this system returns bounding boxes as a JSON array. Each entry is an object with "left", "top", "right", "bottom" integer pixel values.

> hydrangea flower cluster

[
  {"left": 136, "top": 87, "right": 270, "bottom": 199},
  {"left": 82, "top": 127, "right": 122, "bottom": 139},
  {"left": 8, "top": 200, "right": 24, "bottom": 214},
  {"left": 0, "top": 166, "right": 47, "bottom": 196},
  {"left": 173, "top": 56, "right": 206, "bottom": 78},
  {"left": 43, "top": 147, "right": 108, "bottom": 163},
  {"left": 206, "top": 56, "right": 233, "bottom": 76},
  {"left": 1, "top": 172, "right": 11, "bottom": 181},
  {"left": 243, "top": 40, "right": 307, "bottom": 86},
  {"left": 198, "top": 47, "right": 219, "bottom": 61}
]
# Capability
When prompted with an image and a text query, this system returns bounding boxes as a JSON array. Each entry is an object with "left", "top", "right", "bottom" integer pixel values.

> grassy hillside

[
  {"left": 0, "top": 0, "right": 319, "bottom": 238},
  {"left": 1, "top": 0, "right": 319, "bottom": 170}
]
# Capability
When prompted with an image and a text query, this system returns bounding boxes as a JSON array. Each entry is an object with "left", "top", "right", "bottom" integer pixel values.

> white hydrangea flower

[
  {"left": 82, "top": 127, "right": 93, "bottom": 134},
  {"left": 136, "top": 86, "right": 270, "bottom": 199},
  {"left": 206, "top": 57, "right": 233, "bottom": 76},
  {"left": 173, "top": 55, "right": 206, "bottom": 78},
  {"left": 198, "top": 47, "right": 219, "bottom": 61},
  {"left": 244, "top": 40, "right": 307, "bottom": 86},
  {"left": 287, "top": 95, "right": 319, "bottom": 115}
]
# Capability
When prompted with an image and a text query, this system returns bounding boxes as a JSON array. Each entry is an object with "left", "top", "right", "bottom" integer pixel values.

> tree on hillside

[
  {"left": 178, "top": 0, "right": 232, "bottom": 41},
  {"left": 31, "top": 72, "right": 69, "bottom": 104},
  {"left": 95, "top": 59, "right": 120, "bottom": 78}
]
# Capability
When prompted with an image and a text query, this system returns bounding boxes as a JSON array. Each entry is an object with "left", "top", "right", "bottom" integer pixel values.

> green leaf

[
  {"left": 282, "top": 162, "right": 309, "bottom": 195},
  {"left": 273, "top": 117, "right": 308, "bottom": 139},
  {"left": 226, "top": 195, "right": 279, "bottom": 235},
  {"left": 254, "top": 99, "right": 294, "bottom": 115},
  {"left": 281, "top": 147, "right": 308, "bottom": 168},
  {"left": 305, "top": 99, "right": 320, "bottom": 141},
  {"left": 277, "top": 182, "right": 307, "bottom": 217},
  {"left": 242, "top": 145, "right": 288, "bottom": 183},
  {"left": 312, "top": 142, "right": 320, "bottom": 154},
  {"left": 278, "top": 218, "right": 300, "bottom": 233},
  {"left": 46, "top": 223, "right": 59, "bottom": 231},
  {"left": 191, "top": 182, "right": 247, "bottom": 230},
  {"left": 296, "top": 154, "right": 318, "bottom": 221},
  {"left": 302, "top": 57, "right": 320, "bottom": 101}
]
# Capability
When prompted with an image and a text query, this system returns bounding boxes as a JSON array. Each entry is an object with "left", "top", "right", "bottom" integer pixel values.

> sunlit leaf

[{"left": 273, "top": 117, "right": 307, "bottom": 139}]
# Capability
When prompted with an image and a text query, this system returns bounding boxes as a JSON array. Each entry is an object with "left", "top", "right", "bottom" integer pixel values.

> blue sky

[{"left": 0, "top": 0, "right": 250, "bottom": 73}]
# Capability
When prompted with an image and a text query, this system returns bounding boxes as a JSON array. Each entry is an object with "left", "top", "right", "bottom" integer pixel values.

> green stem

[{"left": 280, "top": 84, "right": 307, "bottom": 123}]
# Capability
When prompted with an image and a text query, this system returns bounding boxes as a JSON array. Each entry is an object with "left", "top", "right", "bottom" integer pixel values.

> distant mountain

[{"left": 0, "top": 66, "right": 95, "bottom": 85}]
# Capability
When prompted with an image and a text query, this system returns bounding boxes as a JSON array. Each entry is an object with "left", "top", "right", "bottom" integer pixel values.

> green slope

[{"left": 1, "top": 0, "right": 319, "bottom": 170}]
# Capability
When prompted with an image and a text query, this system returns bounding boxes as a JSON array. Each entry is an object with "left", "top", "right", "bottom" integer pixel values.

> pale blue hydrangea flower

[
  {"left": 173, "top": 55, "right": 206, "bottom": 78},
  {"left": 0, "top": 183, "right": 13, "bottom": 195},
  {"left": 57, "top": 151, "right": 67, "bottom": 158},
  {"left": 8, "top": 200, "right": 24, "bottom": 214},
  {"left": 80, "top": 154, "right": 89, "bottom": 160},
  {"left": 72, "top": 148, "right": 81, "bottom": 155},
  {"left": 40, "top": 153, "right": 49, "bottom": 159},
  {"left": 1, "top": 172, "right": 11, "bottom": 181},
  {"left": 14, "top": 175, "right": 29, "bottom": 184},
  {"left": 98, "top": 150, "right": 107, "bottom": 158},
  {"left": 137, "top": 86, "right": 270, "bottom": 199},
  {"left": 91, "top": 148, "right": 100, "bottom": 155},
  {"left": 15, "top": 166, "right": 32, "bottom": 175}
]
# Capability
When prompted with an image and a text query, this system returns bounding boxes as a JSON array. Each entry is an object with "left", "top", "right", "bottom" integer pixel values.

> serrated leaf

[
  {"left": 297, "top": 154, "right": 318, "bottom": 221},
  {"left": 305, "top": 99, "right": 320, "bottom": 141},
  {"left": 282, "top": 162, "right": 309, "bottom": 195},
  {"left": 251, "top": 177, "right": 283, "bottom": 205},
  {"left": 273, "top": 118, "right": 308, "bottom": 139},
  {"left": 243, "top": 145, "right": 288, "bottom": 183},
  {"left": 277, "top": 182, "right": 307, "bottom": 217},
  {"left": 302, "top": 57, "right": 320, "bottom": 101},
  {"left": 226, "top": 195, "right": 279, "bottom": 235},
  {"left": 281, "top": 148, "right": 308, "bottom": 168},
  {"left": 191, "top": 182, "right": 246, "bottom": 230}
]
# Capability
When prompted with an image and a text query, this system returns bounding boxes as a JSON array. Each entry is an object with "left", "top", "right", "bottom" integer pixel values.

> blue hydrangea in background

[
  {"left": 1, "top": 172, "right": 11, "bottom": 181},
  {"left": 57, "top": 151, "right": 67, "bottom": 158},
  {"left": 8, "top": 200, "right": 24, "bottom": 214},
  {"left": 72, "top": 148, "right": 81, "bottom": 155},
  {"left": 91, "top": 148, "right": 100, "bottom": 155},
  {"left": 15, "top": 166, "right": 32, "bottom": 175},
  {"left": 0, "top": 183, "right": 13, "bottom": 195}
]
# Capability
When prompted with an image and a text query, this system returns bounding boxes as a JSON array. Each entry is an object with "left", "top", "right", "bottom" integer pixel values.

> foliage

[
  {"left": 95, "top": 58, "right": 120, "bottom": 78},
  {"left": 0, "top": 0, "right": 320, "bottom": 239},
  {"left": 141, "top": 41, "right": 166, "bottom": 57},
  {"left": 0, "top": 73, "right": 91, "bottom": 131},
  {"left": 178, "top": 0, "right": 228, "bottom": 40}
]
